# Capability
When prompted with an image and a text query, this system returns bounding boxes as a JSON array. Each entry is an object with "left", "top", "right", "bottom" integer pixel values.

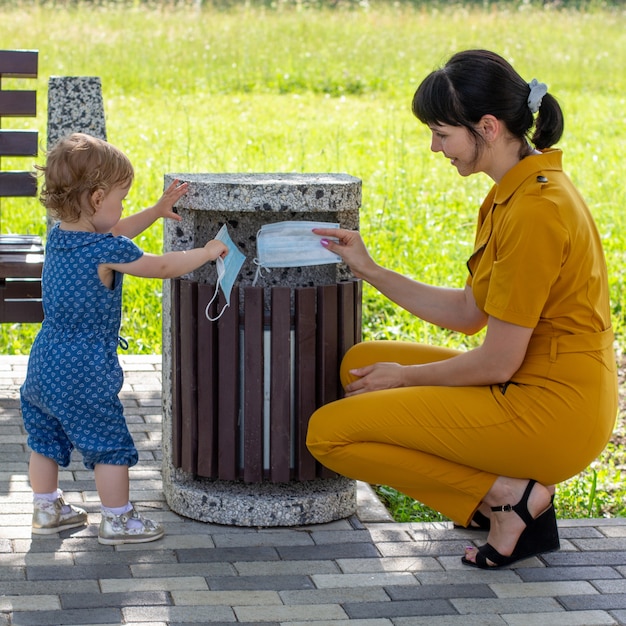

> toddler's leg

[{"left": 94, "top": 463, "right": 164, "bottom": 545}]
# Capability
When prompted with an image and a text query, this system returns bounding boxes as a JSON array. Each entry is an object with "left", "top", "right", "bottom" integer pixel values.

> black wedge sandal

[{"left": 461, "top": 480, "right": 560, "bottom": 569}]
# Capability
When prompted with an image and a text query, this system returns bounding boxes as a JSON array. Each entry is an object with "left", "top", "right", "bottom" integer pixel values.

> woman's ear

[{"left": 478, "top": 115, "right": 500, "bottom": 142}]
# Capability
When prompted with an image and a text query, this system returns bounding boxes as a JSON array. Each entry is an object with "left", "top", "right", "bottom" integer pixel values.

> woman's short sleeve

[{"left": 484, "top": 198, "right": 569, "bottom": 327}]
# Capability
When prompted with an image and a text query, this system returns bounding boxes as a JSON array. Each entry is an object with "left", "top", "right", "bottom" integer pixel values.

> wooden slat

[
  {"left": 217, "top": 287, "right": 239, "bottom": 480},
  {"left": 0, "top": 130, "right": 38, "bottom": 156},
  {"left": 338, "top": 281, "right": 356, "bottom": 399},
  {"left": 0, "top": 253, "right": 43, "bottom": 279},
  {"left": 354, "top": 279, "right": 363, "bottom": 344},
  {"left": 0, "top": 277, "right": 41, "bottom": 299},
  {"left": 0, "top": 171, "right": 37, "bottom": 197},
  {"left": 196, "top": 283, "right": 218, "bottom": 478},
  {"left": 0, "top": 233, "right": 42, "bottom": 247},
  {"left": 270, "top": 287, "right": 292, "bottom": 483},
  {"left": 316, "top": 284, "right": 339, "bottom": 406},
  {"left": 170, "top": 279, "right": 182, "bottom": 468},
  {"left": 0, "top": 91, "right": 36, "bottom": 117},
  {"left": 316, "top": 284, "right": 339, "bottom": 479},
  {"left": 0, "top": 295, "right": 43, "bottom": 323},
  {"left": 0, "top": 50, "right": 38, "bottom": 78},
  {"left": 294, "top": 287, "right": 318, "bottom": 481},
  {"left": 179, "top": 280, "right": 198, "bottom": 475},
  {"left": 243, "top": 287, "right": 264, "bottom": 483}
]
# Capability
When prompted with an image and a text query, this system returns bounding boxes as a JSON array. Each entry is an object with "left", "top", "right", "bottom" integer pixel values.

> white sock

[
  {"left": 101, "top": 502, "right": 143, "bottom": 529},
  {"left": 33, "top": 488, "right": 62, "bottom": 502},
  {"left": 101, "top": 502, "right": 133, "bottom": 516}
]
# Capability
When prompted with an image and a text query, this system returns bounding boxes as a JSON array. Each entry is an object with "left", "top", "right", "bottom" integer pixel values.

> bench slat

[
  {"left": 0, "top": 91, "right": 37, "bottom": 117},
  {"left": 0, "top": 171, "right": 37, "bottom": 197},
  {"left": 0, "top": 130, "right": 38, "bottom": 156},
  {"left": 0, "top": 50, "right": 38, "bottom": 77}
]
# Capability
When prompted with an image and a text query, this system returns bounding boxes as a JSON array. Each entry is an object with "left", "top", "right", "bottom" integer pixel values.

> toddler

[{"left": 20, "top": 132, "right": 227, "bottom": 545}]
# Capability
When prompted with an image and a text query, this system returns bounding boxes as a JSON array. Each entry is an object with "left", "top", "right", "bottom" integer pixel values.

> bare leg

[
  {"left": 464, "top": 477, "right": 553, "bottom": 565},
  {"left": 94, "top": 464, "right": 130, "bottom": 508},
  {"left": 29, "top": 451, "right": 60, "bottom": 493}
]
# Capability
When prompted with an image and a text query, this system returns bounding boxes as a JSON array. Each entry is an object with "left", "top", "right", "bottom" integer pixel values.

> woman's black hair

[{"left": 412, "top": 49, "right": 564, "bottom": 151}]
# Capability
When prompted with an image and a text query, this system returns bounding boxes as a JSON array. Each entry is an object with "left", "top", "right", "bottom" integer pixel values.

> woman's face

[{"left": 428, "top": 123, "right": 482, "bottom": 177}]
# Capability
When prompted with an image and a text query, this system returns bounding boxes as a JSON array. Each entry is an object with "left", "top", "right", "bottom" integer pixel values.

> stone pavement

[{"left": 2, "top": 354, "right": 626, "bottom": 626}]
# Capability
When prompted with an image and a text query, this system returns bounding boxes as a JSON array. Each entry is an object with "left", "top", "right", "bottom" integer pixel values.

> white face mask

[
  {"left": 253, "top": 220, "right": 341, "bottom": 285},
  {"left": 205, "top": 224, "right": 246, "bottom": 321}
]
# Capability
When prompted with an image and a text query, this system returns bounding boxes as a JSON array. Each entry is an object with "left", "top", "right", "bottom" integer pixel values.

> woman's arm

[
  {"left": 315, "top": 227, "right": 487, "bottom": 334},
  {"left": 111, "top": 180, "right": 187, "bottom": 240},
  {"left": 344, "top": 315, "right": 533, "bottom": 396}
]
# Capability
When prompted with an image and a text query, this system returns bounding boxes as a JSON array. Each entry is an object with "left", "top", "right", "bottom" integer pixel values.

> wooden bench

[{"left": 0, "top": 49, "right": 44, "bottom": 323}]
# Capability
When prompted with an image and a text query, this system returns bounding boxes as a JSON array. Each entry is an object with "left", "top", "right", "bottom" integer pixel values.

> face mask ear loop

[
  {"left": 205, "top": 280, "right": 229, "bottom": 322},
  {"left": 251, "top": 258, "right": 271, "bottom": 287},
  {"left": 205, "top": 257, "right": 229, "bottom": 322}
]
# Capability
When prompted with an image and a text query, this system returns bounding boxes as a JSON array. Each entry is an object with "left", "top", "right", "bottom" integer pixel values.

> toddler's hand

[
  {"left": 153, "top": 179, "right": 188, "bottom": 221},
  {"left": 205, "top": 239, "right": 229, "bottom": 261}
]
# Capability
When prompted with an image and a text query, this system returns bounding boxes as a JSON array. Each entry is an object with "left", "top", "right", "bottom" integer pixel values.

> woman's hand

[
  {"left": 344, "top": 362, "right": 407, "bottom": 397},
  {"left": 313, "top": 227, "right": 377, "bottom": 280}
]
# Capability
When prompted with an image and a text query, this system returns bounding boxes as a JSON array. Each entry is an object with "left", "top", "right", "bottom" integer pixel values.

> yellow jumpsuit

[{"left": 306, "top": 150, "right": 618, "bottom": 526}]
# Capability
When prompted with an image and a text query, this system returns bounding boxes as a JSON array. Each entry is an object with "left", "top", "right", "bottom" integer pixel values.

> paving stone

[
  {"left": 207, "top": 574, "right": 315, "bottom": 591},
  {"left": 393, "top": 617, "right": 507, "bottom": 625},
  {"left": 171, "top": 590, "right": 281, "bottom": 606},
  {"left": 10, "top": 608, "right": 122, "bottom": 625},
  {"left": 176, "top": 545, "right": 280, "bottom": 564},
  {"left": 280, "top": 586, "right": 390, "bottom": 605},
  {"left": 100, "top": 576, "right": 209, "bottom": 593},
  {"left": 60, "top": 591, "right": 170, "bottom": 609},
  {"left": 516, "top": 565, "right": 623, "bottom": 582},
  {"left": 234, "top": 603, "right": 348, "bottom": 622},
  {"left": 276, "top": 542, "right": 381, "bottom": 561},
  {"left": 386, "top": 583, "right": 496, "bottom": 601},
  {"left": 344, "top": 599, "right": 458, "bottom": 619},
  {"left": 234, "top": 559, "right": 340, "bottom": 576},
  {"left": 558, "top": 593, "right": 626, "bottom": 611},
  {"left": 123, "top": 606, "right": 236, "bottom": 623},
  {"left": 502, "top": 610, "right": 619, "bottom": 625}
]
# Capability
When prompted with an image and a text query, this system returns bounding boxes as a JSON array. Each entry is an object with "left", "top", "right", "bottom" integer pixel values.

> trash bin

[{"left": 162, "top": 173, "right": 362, "bottom": 526}]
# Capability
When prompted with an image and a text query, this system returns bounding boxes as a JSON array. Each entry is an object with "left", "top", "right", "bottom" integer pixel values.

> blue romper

[{"left": 20, "top": 224, "right": 143, "bottom": 470}]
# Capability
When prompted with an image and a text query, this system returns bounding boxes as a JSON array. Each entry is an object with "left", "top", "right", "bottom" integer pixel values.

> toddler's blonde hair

[{"left": 37, "top": 133, "right": 134, "bottom": 222}]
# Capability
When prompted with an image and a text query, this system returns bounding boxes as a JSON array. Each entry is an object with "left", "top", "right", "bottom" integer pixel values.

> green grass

[{"left": 1, "top": 0, "right": 625, "bottom": 519}]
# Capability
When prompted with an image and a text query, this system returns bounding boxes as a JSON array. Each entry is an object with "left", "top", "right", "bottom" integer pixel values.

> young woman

[
  {"left": 21, "top": 133, "right": 227, "bottom": 545},
  {"left": 306, "top": 50, "right": 618, "bottom": 569}
]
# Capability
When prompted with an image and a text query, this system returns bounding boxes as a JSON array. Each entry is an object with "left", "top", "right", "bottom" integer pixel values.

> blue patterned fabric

[{"left": 21, "top": 224, "right": 143, "bottom": 469}]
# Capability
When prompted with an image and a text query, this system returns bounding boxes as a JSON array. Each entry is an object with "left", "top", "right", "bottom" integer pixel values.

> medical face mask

[
  {"left": 205, "top": 224, "right": 246, "bottom": 322},
  {"left": 253, "top": 220, "right": 341, "bottom": 285}
]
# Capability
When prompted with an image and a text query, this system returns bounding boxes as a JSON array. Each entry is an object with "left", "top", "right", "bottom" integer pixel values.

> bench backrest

[
  {"left": 0, "top": 49, "right": 38, "bottom": 216},
  {"left": 0, "top": 50, "right": 43, "bottom": 323}
]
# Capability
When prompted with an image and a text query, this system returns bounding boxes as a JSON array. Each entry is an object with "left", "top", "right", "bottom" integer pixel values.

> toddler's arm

[
  {"left": 99, "top": 239, "right": 228, "bottom": 286},
  {"left": 112, "top": 180, "right": 187, "bottom": 239}
]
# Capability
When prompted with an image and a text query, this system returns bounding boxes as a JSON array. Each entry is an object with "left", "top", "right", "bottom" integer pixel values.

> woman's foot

[
  {"left": 464, "top": 484, "right": 556, "bottom": 531},
  {"left": 462, "top": 479, "right": 559, "bottom": 568}
]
